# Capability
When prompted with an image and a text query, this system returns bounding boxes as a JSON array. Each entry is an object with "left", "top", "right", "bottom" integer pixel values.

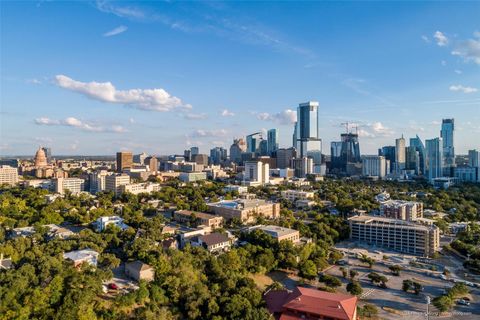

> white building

[
  {"left": 89, "top": 170, "right": 110, "bottom": 194},
  {"left": 179, "top": 172, "right": 207, "bottom": 182},
  {"left": 362, "top": 155, "right": 388, "bottom": 178},
  {"left": 281, "top": 190, "right": 315, "bottom": 202},
  {"left": 223, "top": 185, "right": 248, "bottom": 194},
  {"left": 105, "top": 174, "right": 131, "bottom": 196},
  {"left": 121, "top": 182, "right": 161, "bottom": 195},
  {"left": 63, "top": 249, "right": 99, "bottom": 268},
  {"left": 0, "top": 165, "right": 19, "bottom": 186},
  {"left": 55, "top": 178, "right": 85, "bottom": 194},
  {"left": 94, "top": 216, "right": 129, "bottom": 232},
  {"left": 244, "top": 161, "right": 269, "bottom": 185}
]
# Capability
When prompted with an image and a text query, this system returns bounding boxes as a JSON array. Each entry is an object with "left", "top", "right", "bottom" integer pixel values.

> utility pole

[{"left": 425, "top": 295, "right": 430, "bottom": 320}]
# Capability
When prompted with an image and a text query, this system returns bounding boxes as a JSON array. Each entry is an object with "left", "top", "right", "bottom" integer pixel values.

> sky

[{"left": 1, "top": 0, "right": 479, "bottom": 156}]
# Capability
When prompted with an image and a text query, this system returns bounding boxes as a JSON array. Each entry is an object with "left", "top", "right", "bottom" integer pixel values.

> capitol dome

[{"left": 34, "top": 147, "right": 48, "bottom": 167}]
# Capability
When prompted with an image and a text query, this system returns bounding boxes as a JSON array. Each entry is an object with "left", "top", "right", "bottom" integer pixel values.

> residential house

[
  {"left": 190, "top": 232, "right": 231, "bottom": 253},
  {"left": 125, "top": 260, "right": 155, "bottom": 282},
  {"left": 63, "top": 249, "right": 99, "bottom": 268}
]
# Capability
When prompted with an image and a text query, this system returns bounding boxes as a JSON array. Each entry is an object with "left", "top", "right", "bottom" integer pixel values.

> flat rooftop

[
  {"left": 349, "top": 215, "right": 437, "bottom": 231},
  {"left": 208, "top": 199, "right": 271, "bottom": 209},
  {"left": 175, "top": 210, "right": 220, "bottom": 220},
  {"left": 259, "top": 225, "right": 298, "bottom": 238}
]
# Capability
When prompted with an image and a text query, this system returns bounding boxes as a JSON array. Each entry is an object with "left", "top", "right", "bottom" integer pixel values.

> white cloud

[
  {"left": 421, "top": 35, "right": 430, "bottom": 43},
  {"left": 221, "top": 109, "right": 235, "bottom": 117},
  {"left": 190, "top": 129, "right": 228, "bottom": 138},
  {"left": 434, "top": 31, "right": 448, "bottom": 46},
  {"left": 255, "top": 109, "right": 297, "bottom": 125},
  {"left": 449, "top": 85, "right": 478, "bottom": 94},
  {"left": 26, "top": 78, "right": 42, "bottom": 85},
  {"left": 54, "top": 75, "right": 191, "bottom": 112},
  {"left": 451, "top": 34, "right": 480, "bottom": 65},
  {"left": 182, "top": 112, "right": 207, "bottom": 120},
  {"left": 103, "top": 25, "right": 128, "bottom": 37},
  {"left": 454, "top": 69, "right": 463, "bottom": 74},
  {"left": 96, "top": 1, "right": 145, "bottom": 19},
  {"left": 35, "top": 117, "right": 126, "bottom": 133}
]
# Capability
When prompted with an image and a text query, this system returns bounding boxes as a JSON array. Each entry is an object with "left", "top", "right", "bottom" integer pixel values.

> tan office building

[
  {"left": 116, "top": 151, "right": 133, "bottom": 173},
  {"left": 207, "top": 199, "right": 280, "bottom": 223},
  {"left": 174, "top": 210, "right": 223, "bottom": 229},
  {"left": 348, "top": 216, "right": 439, "bottom": 257},
  {"left": 0, "top": 165, "right": 19, "bottom": 186}
]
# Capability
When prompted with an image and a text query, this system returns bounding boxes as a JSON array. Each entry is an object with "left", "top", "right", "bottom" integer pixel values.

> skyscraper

[
  {"left": 210, "top": 147, "right": 228, "bottom": 165},
  {"left": 42, "top": 147, "right": 52, "bottom": 163},
  {"left": 441, "top": 118, "right": 455, "bottom": 175},
  {"left": 379, "top": 146, "right": 396, "bottom": 173},
  {"left": 229, "top": 138, "right": 246, "bottom": 164},
  {"left": 395, "top": 135, "right": 406, "bottom": 172},
  {"left": 293, "top": 101, "right": 321, "bottom": 158},
  {"left": 330, "top": 133, "right": 361, "bottom": 174},
  {"left": 468, "top": 149, "right": 480, "bottom": 168},
  {"left": 426, "top": 138, "right": 443, "bottom": 182},
  {"left": 246, "top": 132, "right": 262, "bottom": 153},
  {"left": 267, "top": 129, "right": 279, "bottom": 155},
  {"left": 116, "top": 151, "right": 133, "bottom": 173},
  {"left": 190, "top": 146, "right": 199, "bottom": 157},
  {"left": 410, "top": 135, "right": 426, "bottom": 175}
]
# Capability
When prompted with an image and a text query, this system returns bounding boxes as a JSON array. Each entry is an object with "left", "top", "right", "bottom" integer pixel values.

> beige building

[
  {"left": 380, "top": 200, "right": 423, "bottom": 221},
  {"left": 125, "top": 260, "right": 155, "bottom": 282},
  {"left": 280, "top": 190, "right": 315, "bottom": 202},
  {"left": 250, "top": 225, "right": 300, "bottom": 243},
  {"left": 174, "top": 210, "right": 223, "bottom": 229},
  {"left": 55, "top": 177, "right": 85, "bottom": 194},
  {"left": 207, "top": 199, "right": 280, "bottom": 223},
  {"left": 105, "top": 174, "right": 130, "bottom": 196},
  {"left": 0, "top": 165, "right": 19, "bottom": 186},
  {"left": 116, "top": 151, "right": 133, "bottom": 173},
  {"left": 348, "top": 216, "right": 440, "bottom": 257},
  {"left": 120, "top": 182, "right": 161, "bottom": 195}
]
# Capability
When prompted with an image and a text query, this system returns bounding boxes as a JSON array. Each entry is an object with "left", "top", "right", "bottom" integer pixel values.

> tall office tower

[
  {"left": 229, "top": 138, "right": 247, "bottom": 164},
  {"left": 468, "top": 150, "right": 480, "bottom": 167},
  {"left": 406, "top": 146, "right": 420, "bottom": 174},
  {"left": 378, "top": 146, "right": 396, "bottom": 173},
  {"left": 244, "top": 161, "right": 270, "bottom": 184},
  {"left": 144, "top": 156, "right": 158, "bottom": 174},
  {"left": 441, "top": 118, "right": 455, "bottom": 175},
  {"left": 293, "top": 101, "right": 321, "bottom": 158},
  {"left": 183, "top": 149, "right": 191, "bottom": 162},
  {"left": 395, "top": 135, "right": 406, "bottom": 172},
  {"left": 258, "top": 139, "right": 269, "bottom": 156},
  {"left": 42, "top": 147, "right": 52, "bottom": 163},
  {"left": 410, "top": 135, "right": 426, "bottom": 175},
  {"left": 246, "top": 132, "right": 262, "bottom": 153},
  {"left": 276, "top": 147, "right": 297, "bottom": 169},
  {"left": 116, "top": 151, "right": 133, "bottom": 173},
  {"left": 190, "top": 147, "right": 199, "bottom": 157},
  {"left": 133, "top": 152, "right": 148, "bottom": 164},
  {"left": 267, "top": 129, "right": 279, "bottom": 155},
  {"left": 330, "top": 141, "right": 343, "bottom": 170},
  {"left": 89, "top": 170, "right": 109, "bottom": 194},
  {"left": 426, "top": 137, "right": 443, "bottom": 182},
  {"left": 330, "top": 133, "right": 361, "bottom": 173},
  {"left": 193, "top": 154, "right": 209, "bottom": 166},
  {"left": 291, "top": 157, "right": 313, "bottom": 178},
  {"left": 210, "top": 147, "right": 228, "bottom": 165},
  {"left": 362, "top": 156, "right": 388, "bottom": 178}
]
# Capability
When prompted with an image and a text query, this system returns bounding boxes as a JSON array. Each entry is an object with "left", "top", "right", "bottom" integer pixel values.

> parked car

[
  {"left": 457, "top": 299, "right": 470, "bottom": 306},
  {"left": 108, "top": 283, "right": 119, "bottom": 290}
]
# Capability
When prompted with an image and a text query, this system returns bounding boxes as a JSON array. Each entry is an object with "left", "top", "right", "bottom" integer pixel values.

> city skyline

[{"left": 1, "top": 1, "right": 480, "bottom": 155}]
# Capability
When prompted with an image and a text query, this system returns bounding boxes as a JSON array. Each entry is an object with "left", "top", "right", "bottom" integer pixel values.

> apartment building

[
  {"left": 173, "top": 210, "right": 223, "bottom": 229},
  {"left": 105, "top": 173, "right": 130, "bottom": 196},
  {"left": 207, "top": 199, "right": 280, "bottom": 223},
  {"left": 380, "top": 200, "right": 424, "bottom": 221},
  {"left": 280, "top": 190, "right": 315, "bottom": 202},
  {"left": 348, "top": 216, "right": 440, "bottom": 257},
  {"left": 0, "top": 165, "right": 19, "bottom": 186},
  {"left": 55, "top": 177, "right": 85, "bottom": 194},
  {"left": 120, "top": 182, "right": 161, "bottom": 195}
]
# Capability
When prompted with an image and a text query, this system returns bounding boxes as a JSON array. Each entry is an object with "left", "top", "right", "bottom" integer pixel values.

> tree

[
  {"left": 349, "top": 269, "right": 358, "bottom": 280},
  {"left": 357, "top": 304, "right": 378, "bottom": 318},
  {"left": 367, "top": 272, "right": 388, "bottom": 288},
  {"left": 346, "top": 281, "right": 363, "bottom": 296},
  {"left": 413, "top": 282, "right": 423, "bottom": 295},
  {"left": 402, "top": 280, "right": 413, "bottom": 292},
  {"left": 299, "top": 260, "right": 318, "bottom": 280},
  {"left": 388, "top": 265, "right": 402, "bottom": 276},
  {"left": 319, "top": 274, "right": 342, "bottom": 288},
  {"left": 339, "top": 267, "right": 348, "bottom": 278},
  {"left": 360, "top": 254, "right": 375, "bottom": 268},
  {"left": 433, "top": 295, "right": 454, "bottom": 312}
]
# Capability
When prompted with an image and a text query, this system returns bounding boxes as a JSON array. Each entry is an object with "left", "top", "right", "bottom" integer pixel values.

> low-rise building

[
  {"left": 380, "top": 199, "right": 423, "bottom": 221},
  {"left": 94, "top": 216, "right": 129, "bottom": 232},
  {"left": 173, "top": 210, "right": 223, "bottom": 229},
  {"left": 125, "top": 260, "right": 155, "bottom": 282},
  {"left": 190, "top": 232, "right": 231, "bottom": 253},
  {"left": 223, "top": 185, "right": 248, "bottom": 194},
  {"left": 280, "top": 190, "right": 315, "bottom": 202},
  {"left": 247, "top": 225, "right": 300, "bottom": 244},
  {"left": 120, "top": 182, "right": 161, "bottom": 195},
  {"left": 63, "top": 249, "right": 99, "bottom": 268},
  {"left": 179, "top": 172, "right": 207, "bottom": 182},
  {"left": 348, "top": 215, "right": 440, "bottom": 257},
  {"left": 55, "top": 177, "right": 85, "bottom": 194},
  {"left": 264, "top": 286, "right": 358, "bottom": 320},
  {"left": 207, "top": 199, "right": 280, "bottom": 223},
  {"left": 105, "top": 173, "right": 131, "bottom": 196}
]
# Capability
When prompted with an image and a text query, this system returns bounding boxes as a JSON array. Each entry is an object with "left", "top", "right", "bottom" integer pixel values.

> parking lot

[{"left": 329, "top": 242, "right": 480, "bottom": 319}]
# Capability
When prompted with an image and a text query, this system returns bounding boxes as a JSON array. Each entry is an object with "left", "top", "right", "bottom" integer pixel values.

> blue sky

[{"left": 1, "top": 1, "right": 479, "bottom": 156}]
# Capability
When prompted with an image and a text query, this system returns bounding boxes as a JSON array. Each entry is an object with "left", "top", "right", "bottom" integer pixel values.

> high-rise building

[
  {"left": 362, "top": 155, "right": 388, "bottom": 178},
  {"left": 468, "top": 149, "right": 480, "bottom": 168},
  {"left": 395, "top": 135, "right": 406, "bottom": 172},
  {"left": 210, "top": 147, "right": 228, "bottom": 165},
  {"left": 244, "top": 161, "right": 270, "bottom": 185},
  {"left": 105, "top": 174, "right": 131, "bottom": 196},
  {"left": 330, "top": 133, "right": 361, "bottom": 174},
  {"left": 183, "top": 149, "right": 192, "bottom": 162},
  {"left": 89, "top": 170, "right": 110, "bottom": 194},
  {"left": 293, "top": 101, "right": 321, "bottom": 158},
  {"left": 229, "top": 138, "right": 246, "bottom": 164},
  {"left": 378, "top": 146, "right": 396, "bottom": 173},
  {"left": 55, "top": 178, "right": 85, "bottom": 195},
  {"left": 267, "top": 129, "right": 279, "bottom": 155},
  {"left": 441, "top": 119, "right": 455, "bottom": 175},
  {"left": 426, "top": 137, "right": 443, "bottom": 182},
  {"left": 193, "top": 154, "right": 209, "bottom": 166},
  {"left": 291, "top": 157, "right": 313, "bottom": 178},
  {"left": 410, "top": 135, "right": 426, "bottom": 175},
  {"left": 246, "top": 132, "right": 262, "bottom": 153},
  {"left": 133, "top": 152, "right": 148, "bottom": 164},
  {"left": 144, "top": 156, "right": 158, "bottom": 174},
  {"left": 405, "top": 146, "right": 420, "bottom": 174},
  {"left": 275, "top": 148, "right": 297, "bottom": 169},
  {"left": 0, "top": 165, "right": 19, "bottom": 186},
  {"left": 116, "top": 151, "right": 133, "bottom": 173},
  {"left": 190, "top": 147, "right": 199, "bottom": 157}
]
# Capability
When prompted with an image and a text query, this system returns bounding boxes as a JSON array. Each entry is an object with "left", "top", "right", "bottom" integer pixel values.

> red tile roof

[{"left": 265, "top": 287, "right": 357, "bottom": 320}]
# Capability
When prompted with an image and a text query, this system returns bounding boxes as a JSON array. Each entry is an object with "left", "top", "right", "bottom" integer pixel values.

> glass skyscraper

[
  {"left": 410, "top": 135, "right": 426, "bottom": 176},
  {"left": 267, "top": 129, "right": 279, "bottom": 155},
  {"left": 441, "top": 118, "right": 455, "bottom": 175},
  {"left": 426, "top": 137, "right": 443, "bottom": 182},
  {"left": 293, "top": 101, "right": 321, "bottom": 157}
]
